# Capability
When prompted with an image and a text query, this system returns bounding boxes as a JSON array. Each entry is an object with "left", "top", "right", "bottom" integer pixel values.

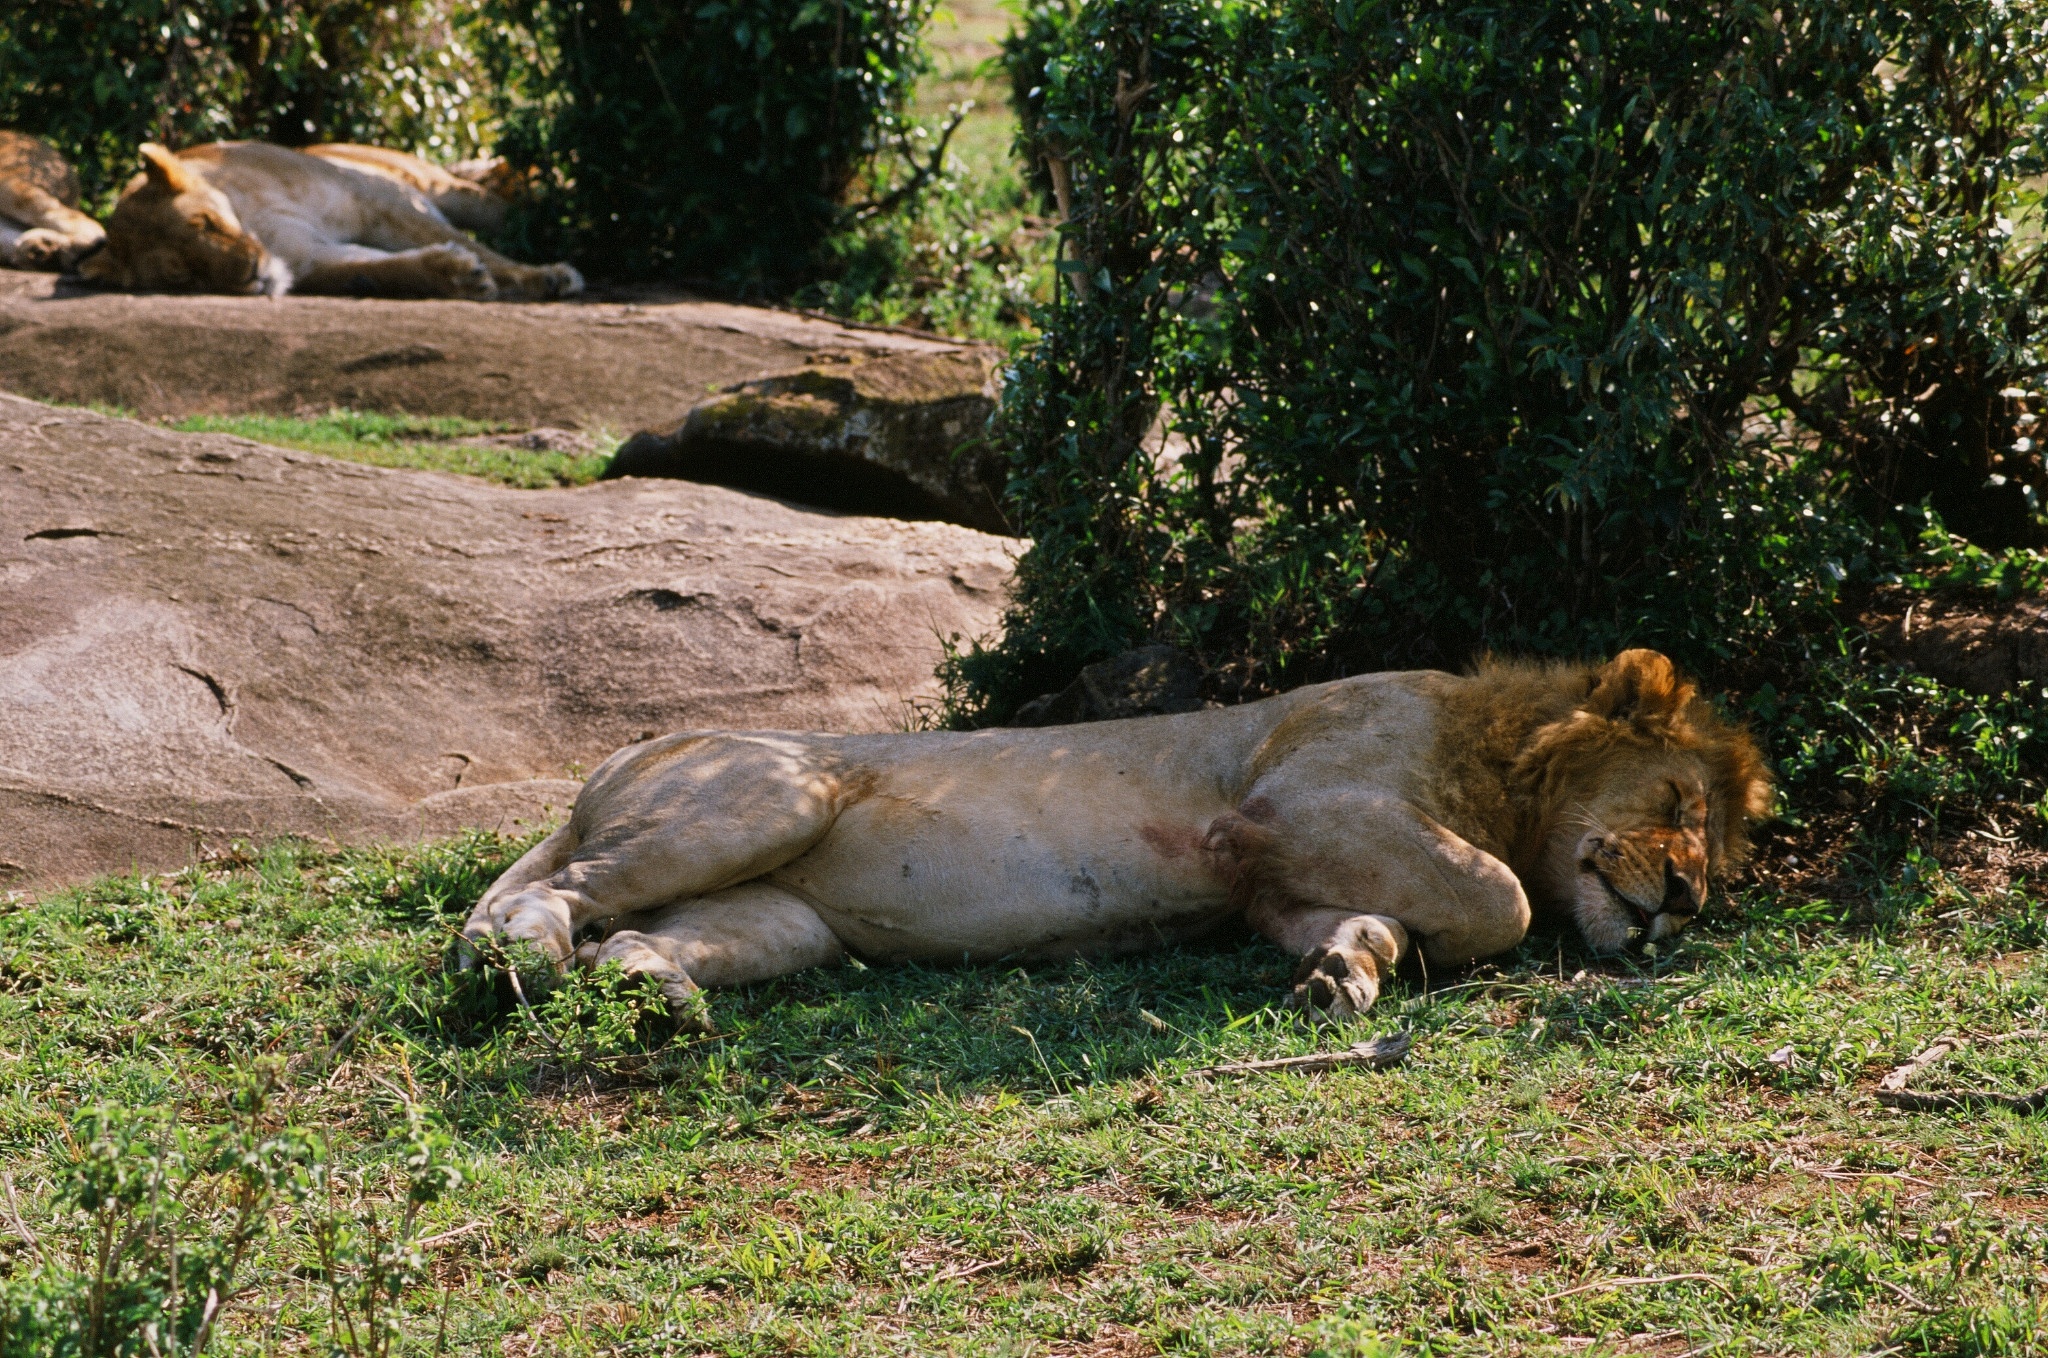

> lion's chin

[{"left": 1571, "top": 870, "right": 1640, "bottom": 954}]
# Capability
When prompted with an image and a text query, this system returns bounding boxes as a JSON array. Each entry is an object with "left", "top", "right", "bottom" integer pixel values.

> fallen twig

[
  {"left": 931, "top": 1257, "right": 1005, "bottom": 1283},
  {"left": 1186, "top": 1030, "right": 1411, "bottom": 1079},
  {"left": 1878, "top": 1035, "right": 1965, "bottom": 1093},
  {"left": 0, "top": 1173, "right": 45, "bottom": 1262},
  {"left": 416, "top": 1220, "right": 488, "bottom": 1250},
  {"left": 1876, "top": 1277, "right": 1944, "bottom": 1314},
  {"left": 1875, "top": 1031, "right": 2048, "bottom": 1114}
]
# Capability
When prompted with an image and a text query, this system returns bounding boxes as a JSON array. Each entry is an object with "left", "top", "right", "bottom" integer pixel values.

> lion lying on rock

[
  {"left": 79, "top": 142, "right": 578, "bottom": 300},
  {"left": 0, "top": 131, "right": 106, "bottom": 271},
  {"left": 463, "top": 650, "right": 1772, "bottom": 1022},
  {"left": 301, "top": 144, "right": 513, "bottom": 235}
]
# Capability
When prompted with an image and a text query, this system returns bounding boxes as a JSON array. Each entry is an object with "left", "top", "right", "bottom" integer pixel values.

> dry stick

[
  {"left": 1186, "top": 1030, "right": 1412, "bottom": 1079},
  {"left": 0, "top": 1173, "right": 45, "bottom": 1263},
  {"left": 416, "top": 1220, "right": 488, "bottom": 1250},
  {"left": 1875, "top": 1031, "right": 2048, "bottom": 1114}
]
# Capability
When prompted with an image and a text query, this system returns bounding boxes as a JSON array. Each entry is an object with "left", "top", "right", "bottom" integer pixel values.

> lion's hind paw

[
  {"left": 588, "top": 930, "right": 714, "bottom": 1031},
  {"left": 537, "top": 262, "right": 583, "bottom": 298},
  {"left": 1289, "top": 947, "right": 1382, "bottom": 1024}
]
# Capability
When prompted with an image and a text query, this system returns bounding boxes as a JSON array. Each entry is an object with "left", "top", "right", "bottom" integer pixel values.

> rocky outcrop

[
  {"left": 0, "top": 395, "right": 1014, "bottom": 888},
  {"left": 0, "top": 269, "right": 970, "bottom": 431},
  {"left": 605, "top": 350, "right": 1010, "bottom": 534}
]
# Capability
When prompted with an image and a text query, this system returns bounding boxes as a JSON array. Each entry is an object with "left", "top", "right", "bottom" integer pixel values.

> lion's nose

[{"left": 1661, "top": 861, "right": 1701, "bottom": 916}]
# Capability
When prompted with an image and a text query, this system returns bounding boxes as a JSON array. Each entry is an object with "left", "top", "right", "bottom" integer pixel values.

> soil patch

[{"left": 1861, "top": 588, "right": 2048, "bottom": 695}]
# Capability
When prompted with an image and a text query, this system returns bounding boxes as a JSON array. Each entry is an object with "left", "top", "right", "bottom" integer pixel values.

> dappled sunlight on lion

[
  {"left": 79, "top": 141, "right": 579, "bottom": 301},
  {"left": 463, "top": 650, "right": 1772, "bottom": 1024}
]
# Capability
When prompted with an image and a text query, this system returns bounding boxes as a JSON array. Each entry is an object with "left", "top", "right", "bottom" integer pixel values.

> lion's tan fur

[
  {"left": 463, "top": 650, "right": 1772, "bottom": 1021},
  {"left": 303, "top": 144, "right": 510, "bottom": 234},
  {"left": 79, "top": 141, "right": 579, "bottom": 300},
  {"left": 0, "top": 131, "right": 105, "bottom": 271}
]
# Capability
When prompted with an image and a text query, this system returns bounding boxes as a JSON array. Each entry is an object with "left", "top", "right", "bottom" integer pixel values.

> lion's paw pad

[
  {"left": 422, "top": 244, "right": 495, "bottom": 299},
  {"left": 1289, "top": 949, "right": 1380, "bottom": 1023}
]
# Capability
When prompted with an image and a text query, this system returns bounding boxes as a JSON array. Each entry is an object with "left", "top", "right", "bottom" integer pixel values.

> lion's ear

[
  {"left": 138, "top": 143, "right": 200, "bottom": 195},
  {"left": 1585, "top": 649, "right": 1693, "bottom": 727}
]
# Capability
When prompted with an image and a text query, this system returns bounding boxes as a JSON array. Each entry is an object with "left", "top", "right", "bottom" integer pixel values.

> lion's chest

[{"left": 766, "top": 788, "right": 1235, "bottom": 963}]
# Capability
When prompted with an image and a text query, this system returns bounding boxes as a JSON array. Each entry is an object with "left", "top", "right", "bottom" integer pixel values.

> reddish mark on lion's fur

[
  {"left": 1139, "top": 823, "right": 1203, "bottom": 859},
  {"left": 1238, "top": 795, "right": 1277, "bottom": 823}
]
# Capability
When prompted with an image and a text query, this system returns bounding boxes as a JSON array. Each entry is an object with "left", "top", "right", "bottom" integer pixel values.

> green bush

[
  {"left": 0, "top": 1, "right": 492, "bottom": 209},
  {"left": 477, "top": 0, "right": 938, "bottom": 289},
  {"left": 952, "top": 0, "right": 2048, "bottom": 722}
]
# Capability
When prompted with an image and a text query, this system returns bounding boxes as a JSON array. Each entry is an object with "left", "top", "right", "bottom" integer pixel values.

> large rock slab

[
  {"left": 0, "top": 395, "right": 1013, "bottom": 889},
  {"left": 607, "top": 350, "right": 1011, "bottom": 534},
  {"left": 0, "top": 269, "right": 979, "bottom": 431}
]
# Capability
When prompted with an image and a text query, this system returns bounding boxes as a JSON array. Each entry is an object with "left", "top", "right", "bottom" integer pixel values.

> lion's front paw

[
  {"left": 12, "top": 229, "right": 70, "bottom": 271},
  {"left": 421, "top": 243, "right": 496, "bottom": 300},
  {"left": 1289, "top": 946, "right": 1383, "bottom": 1024}
]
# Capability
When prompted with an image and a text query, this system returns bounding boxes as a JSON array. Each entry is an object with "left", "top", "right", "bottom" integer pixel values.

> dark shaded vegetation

[
  {"left": 474, "top": 0, "right": 938, "bottom": 290},
  {"left": 0, "top": 0, "right": 492, "bottom": 208},
  {"left": 962, "top": 0, "right": 2048, "bottom": 713}
]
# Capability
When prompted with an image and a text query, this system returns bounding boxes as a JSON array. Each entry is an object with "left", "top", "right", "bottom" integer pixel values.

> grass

[
  {"left": 161, "top": 409, "right": 618, "bottom": 489},
  {"left": 2, "top": 830, "right": 2043, "bottom": 1355}
]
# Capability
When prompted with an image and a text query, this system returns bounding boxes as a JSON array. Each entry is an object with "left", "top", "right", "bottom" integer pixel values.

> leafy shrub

[
  {"left": 0, "top": 0, "right": 493, "bottom": 208},
  {"left": 477, "top": 0, "right": 939, "bottom": 289},
  {"left": 0, "top": 1081, "right": 463, "bottom": 1357},
  {"left": 327, "top": 826, "right": 543, "bottom": 925},
  {"left": 951, "top": 0, "right": 2048, "bottom": 723},
  {"left": 0, "top": 1082, "right": 321, "bottom": 1357}
]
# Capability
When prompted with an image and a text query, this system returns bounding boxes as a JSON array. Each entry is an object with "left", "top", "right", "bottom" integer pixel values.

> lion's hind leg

[
  {"left": 581, "top": 883, "right": 844, "bottom": 1021},
  {"left": 463, "top": 733, "right": 850, "bottom": 968}
]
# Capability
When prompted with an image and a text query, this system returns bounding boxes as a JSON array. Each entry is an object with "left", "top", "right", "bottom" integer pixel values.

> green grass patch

[
  {"left": 2, "top": 832, "right": 2043, "bottom": 1354},
  {"left": 163, "top": 410, "right": 617, "bottom": 489}
]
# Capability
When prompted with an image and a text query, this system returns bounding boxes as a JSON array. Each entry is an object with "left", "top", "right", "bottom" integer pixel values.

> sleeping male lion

[
  {"left": 0, "top": 131, "right": 105, "bottom": 271},
  {"left": 78, "top": 142, "right": 579, "bottom": 300},
  {"left": 463, "top": 650, "right": 1772, "bottom": 1022}
]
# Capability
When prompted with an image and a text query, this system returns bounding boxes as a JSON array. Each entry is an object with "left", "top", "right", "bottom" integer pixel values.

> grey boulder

[{"left": 0, "top": 395, "right": 1013, "bottom": 889}]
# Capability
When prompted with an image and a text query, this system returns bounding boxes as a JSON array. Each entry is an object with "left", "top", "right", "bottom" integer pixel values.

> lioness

[
  {"left": 302, "top": 144, "right": 510, "bottom": 235},
  {"left": 464, "top": 651, "right": 1771, "bottom": 1021},
  {"left": 0, "top": 131, "right": 106, "bottom": 271},
  {"left": 78, "top": 142, "right": 579, "bottom": 300}
]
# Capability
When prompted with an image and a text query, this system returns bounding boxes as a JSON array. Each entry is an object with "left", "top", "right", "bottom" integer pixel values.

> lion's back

[{"left": 189, "top": 141, "right": 446, "bottom": 228}]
